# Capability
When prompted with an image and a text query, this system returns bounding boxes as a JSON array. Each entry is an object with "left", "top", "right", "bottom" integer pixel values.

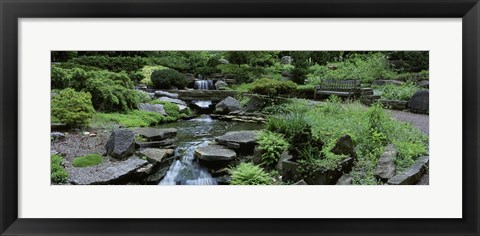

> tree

[{"left": 291, "top": 51, "right": 311, "bottom": 84}]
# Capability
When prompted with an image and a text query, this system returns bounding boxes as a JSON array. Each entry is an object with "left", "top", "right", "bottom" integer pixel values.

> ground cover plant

[{"left": 72, "top": 154, "right": 103, "bottom": 167}]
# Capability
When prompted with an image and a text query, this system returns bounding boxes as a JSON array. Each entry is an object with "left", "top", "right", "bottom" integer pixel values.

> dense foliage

[
  {"left": 257, "top": 130, "right": 289, "bottom": 168},
  {"left": 263, "top": 98, "right": 428, "bottom": 184},
  {"left": 51, "top": 88, "right": 95, "bottom": 127},
  {"left": 374, "top": 83, "right": 420, "bottom": 101},
  {"left": 51, "top": 154, "right": 69, "bottom": 183},
  {"left": 91, "top": 110, "right": 167, "bottom": 128},
  {"left": 250, "top": 78, "right": 297, "bottom": 96},
  {"left": 70, "top": 55, "right": 146, "bottom": 72},
  {"left": 151, "top": 68, "right": 187, "bottom": 89},
  {"left": 51, "top": 66, "right": 141, "bottom": 112},
  {"left": 229, "top": 162, "right": 273, "bottom": 185}
]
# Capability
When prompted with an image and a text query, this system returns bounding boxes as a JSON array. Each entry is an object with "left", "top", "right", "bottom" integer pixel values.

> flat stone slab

[
  {"left": 137, "top": 148, "right": 174, "bottom": 164},
  {"left": 215, "top": 130, "right": 259, "bottom": 145},
  {"left": 388, "top": 156, "right": 429, "bottom": 185},
  {"left": 195, "top": 145, "right": 237, "bottom": 161},
  {"left": 135, "top": 139, "right": 175, "bottom": 149},
  {"left": 215, "top": 130, "right": 259, "bottom": 154},
  {"left": 158, "top": 96, "right": 187, "bottom": 106},
  {"left": 154, "top": 90, "right": 179, "bottom": 99},
  {"left": 70, "top": 157, "right": 148, "bottom": 185},
  {"left": 130, "top": 127, "right": 177, "bottom": 141}
]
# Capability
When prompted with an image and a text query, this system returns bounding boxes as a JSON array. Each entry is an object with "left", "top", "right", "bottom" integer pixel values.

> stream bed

[{"left": 155, "top": 115, "right": 262, "bottom": 185}]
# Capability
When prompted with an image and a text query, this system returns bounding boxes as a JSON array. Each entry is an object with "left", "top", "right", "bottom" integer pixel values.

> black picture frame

[{"left": 1, "top": 0, "right": 479, "bottom": 235}]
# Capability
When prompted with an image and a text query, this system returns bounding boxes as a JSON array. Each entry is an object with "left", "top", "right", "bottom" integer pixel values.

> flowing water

[
  {"left": 194, "top": 80, "right": 215, "bottom": 90},
  {"left": 157, "top": 115, "right": 262, "bottom": 185}
]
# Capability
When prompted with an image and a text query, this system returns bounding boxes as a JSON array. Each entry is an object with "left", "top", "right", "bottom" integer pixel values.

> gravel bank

[{"left": 389, "top": 110, "right": 429, "bottom": 135}]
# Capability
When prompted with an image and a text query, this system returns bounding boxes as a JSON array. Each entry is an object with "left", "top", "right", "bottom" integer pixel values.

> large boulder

[
  {"left": 244, "top": 96, "right": 266, "bottom": 112},
  {"left": 215, "top": 130, "right": 259, "bottom": 155},
  {"left": 154, "top": 90, "right": 179, "bottom": 99},
  {"left": 275, "top": 151, "right": 293, "bottom": 172},
  {"left": 330, "top": 135, "right": 356, "bottom": 158},
  {"left": 137, "top": 103, "right": 167, "bottom": 116},
  {"left": 51, "top": 132, "right": 65, "bottom": 140},
  {"left": 215, "top": 96, "right": 242, "bottom": 114},
  {"left": 374, "top": 144, "right": 397, "bottom": 181},
  {"left": 388, "top": 156, "right": 429, "bottom": 185},
  {"left": 408, "top": 90, "right": 429, "bottom": 114},
  {"left": 281, "top": 56, "right": 293, "bottom": 64},
  {"left": 336, "top": 174, "right": 353, "bottom": 185},
  {"left": 105, "top": 129, "right": 136, "bottom": 160},
  {"left": 70, "top": 157, "right": 148, "bottom": 185},
  {"left": 215, "top": 80, "right": 229, "bottom": 90},
  {"left": 130, "top": 127, "right": 177, "bottom": 141},
  {"left": 137, "top": 148, "right": 174, "bottom": 164}
]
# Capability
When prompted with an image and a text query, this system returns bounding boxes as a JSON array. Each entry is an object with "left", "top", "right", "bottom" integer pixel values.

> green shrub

[
  {"left": 72, "top": 154, "right": 103, "bottom": 167},
  {"left": 217, "top": 64, "right": 263, "bottom": 84},
  {"left": 135, "top": 90, "right": 153, "bottom": 104},
  {"left": 70, "top": 56, "right": 146, "bottom": 72},
  {"left": 51, "top": 155, "right": 69, "bottom": 183},
  {"left": 85, "top": 70, "right": 138, "bottom": 111},
  {"left": 146, "top": 52, "right": 191, "bottom": 72},
  {"left": 51, "top": 88, "right": 95, "bottom": 127},
  {"left": 394, "top": 141, "right": 427, "bottom": 171},
  {"left": 308, "top": 53, "right": 395, "bottom": 83},
  {"left": 262, "top": 98, "right": 310, "bottom": 115},
  {"left": 151, "top": 68, "right": 187, "bottom": 89},
  {"left": 257, "top": 130, "right": 289, "bottom": 167},
  {"left": 51, "top": 66, "right": 89, "bottom": 90},
  {"left": 91, "top": 110, "right": 166, "bottom": 128},
  {"left": 318, "top": 95, "right": 343, "bottom": 114},
  {"left": 231, "top": 83, "right": 254, "bottom": 93},
  {"left": 374, "top": 82, "right": 419, "bottom": 101},
  {"left": 392, "top": 70, "right": 429, "bottom": 82},
  {"left": 296, "top": 84, "right": 315, "bottom": 97},
  {"left": 250, "top": 78, "right": 297, "bottom": 96},
  {"left": 51, "top": 66, "right": 140, "bottom": 112},
  {"left": 229, "top": 162, "right": 273, "bottom": 185},
  {"left": 54, "top": 62, "right": 102, "bottom": 72},
  {"left": 139, "top": 65, "right": 168, "bottom": 86},
  {"left": 128, "top": 71, "right": 145, "bottom": 83},
  {"left": 265, "top": 113, "right": 321, "bottom": 159}
]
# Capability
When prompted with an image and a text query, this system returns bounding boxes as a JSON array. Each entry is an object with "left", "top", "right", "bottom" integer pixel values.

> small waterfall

[
  {"left": 194, "top": 80, "right": 215, "bottom": 90},
  {"left": 159, "top": 141, "right": 217, "bottom": 185}
]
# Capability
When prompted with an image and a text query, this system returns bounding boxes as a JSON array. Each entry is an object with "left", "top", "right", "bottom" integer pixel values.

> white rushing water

[
  {"left": 159, "top": 141, "right": 217, "bottom": 185},
  {"left": 192, "top": 100, "right": 212, "bottom": 109},
  {"left": 194, "top": 80, "right": 214, "bottom": 90}
]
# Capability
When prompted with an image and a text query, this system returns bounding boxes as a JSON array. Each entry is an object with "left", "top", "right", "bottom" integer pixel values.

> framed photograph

[{"left": 1, "top": 0, "right": 479, "bottom": 235}]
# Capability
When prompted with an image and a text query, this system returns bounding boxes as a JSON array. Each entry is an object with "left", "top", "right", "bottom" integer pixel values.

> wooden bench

[{"left": 314, "top": 80, "right": 361, "bottom": 99}]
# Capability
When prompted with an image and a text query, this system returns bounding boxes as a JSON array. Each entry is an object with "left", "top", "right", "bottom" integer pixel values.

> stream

[{"left": 156, "top": 114, "right": 262, "bottom": 185}]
